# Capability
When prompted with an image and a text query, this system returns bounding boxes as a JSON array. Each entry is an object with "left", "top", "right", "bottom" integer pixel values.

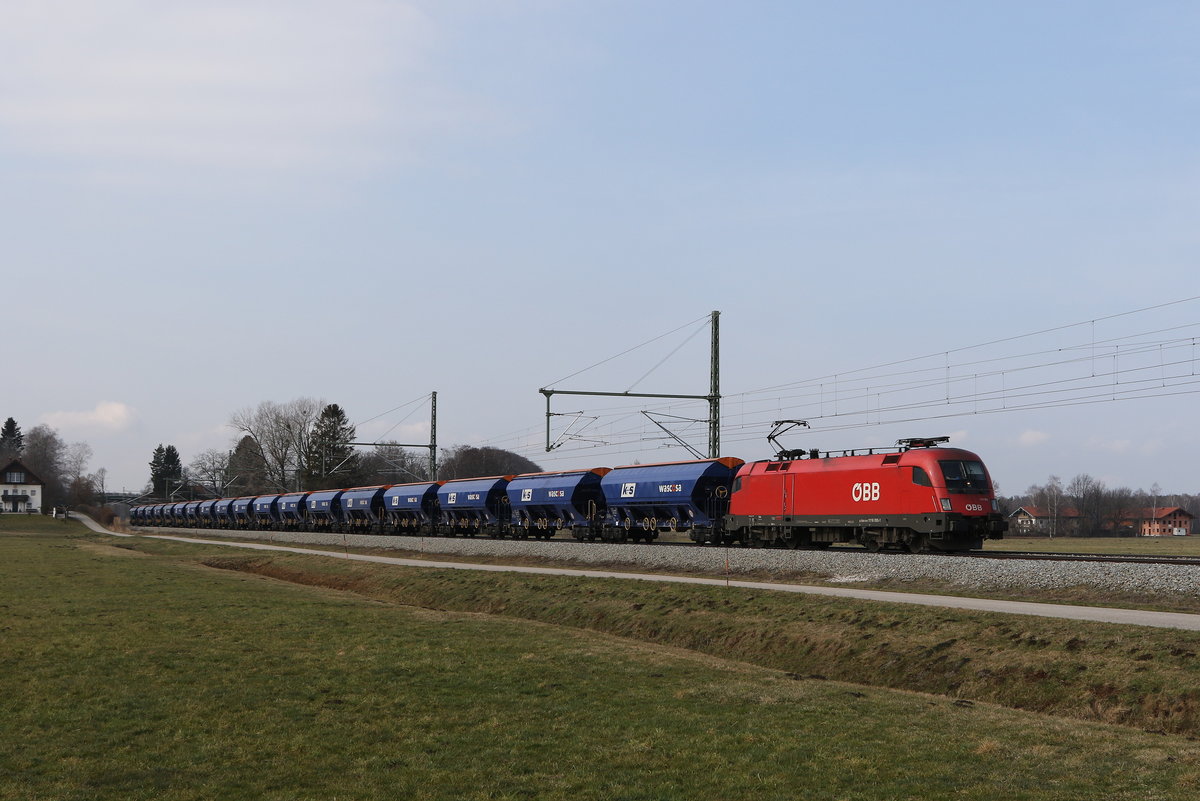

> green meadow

[{"left": 3, "top": 518, "right": 1200, "bottom": 800}]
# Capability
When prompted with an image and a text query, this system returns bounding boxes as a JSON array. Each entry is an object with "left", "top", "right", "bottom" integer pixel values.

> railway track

[{"left": 138, "top": 524, "right": 1200, "bottom": 568}]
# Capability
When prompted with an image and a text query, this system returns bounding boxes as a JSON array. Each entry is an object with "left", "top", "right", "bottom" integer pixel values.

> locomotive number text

[{"left": 852, "top": 482, "right": 880, "bottom": 502}]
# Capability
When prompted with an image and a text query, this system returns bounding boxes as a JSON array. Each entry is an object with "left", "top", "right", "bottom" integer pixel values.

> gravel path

[{"left": 135, "top": 525, "right": 1200, "bottom": 597}]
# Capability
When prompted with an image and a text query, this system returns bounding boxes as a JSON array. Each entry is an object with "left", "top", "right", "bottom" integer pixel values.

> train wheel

[{"left": 904, "top": 535, "right": 930, "bottom": 554}]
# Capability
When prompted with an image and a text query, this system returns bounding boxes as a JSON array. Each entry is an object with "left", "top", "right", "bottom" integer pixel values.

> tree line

[
  {"left": 1, "top": 416, "right": 104, "bottom": 508},
  {"left": 155, "top": 399, "right": 542, "bottom": 500},
  {"left": 999, "top": 474, "right": 1199, "bottom": 537}
]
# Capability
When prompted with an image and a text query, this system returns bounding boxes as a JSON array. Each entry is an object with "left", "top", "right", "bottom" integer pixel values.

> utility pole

[
  {"left": 429, "top": 391, "right": 438, "bottom": 480},
  {"left": 709, "top": 309, "right": 720, "bottom": 458},
  {"left": 350, "top": 390, "right": 438, "bottom": 482},
  {"left": 540, "top": 311, "right": 721, "bottom": 458}
]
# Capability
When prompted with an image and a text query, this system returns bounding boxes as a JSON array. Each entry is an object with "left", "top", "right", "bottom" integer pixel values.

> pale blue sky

[{"left": 3, "top": 1, "right": 1197, "bottom": 495}]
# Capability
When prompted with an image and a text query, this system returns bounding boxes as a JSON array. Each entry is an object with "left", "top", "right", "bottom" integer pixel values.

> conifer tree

[
  {"left": 162, "top": 445, "right": 183, "bottom": 484},
  {"left": 302, "top": 404, "right": 359, "bottom": 489},
  {"left": 227, "top": 435, "right": 270, "bottom": 495},
  {"left": 0, "top": 417, "right": 22, "bottom": 462},
  {"left": 149, "top": 444, "right": 183, "bottom": 497}
]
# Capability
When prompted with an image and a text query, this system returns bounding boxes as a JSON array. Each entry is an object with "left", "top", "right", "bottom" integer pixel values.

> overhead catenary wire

[
  {"left": 510, "top": 298, "right": 1200, "bottom": 464},
  {"left": 738, "top": 296, "right": 1200, "bottom": 397},
  {"left": 541, "top": 312, "right": 712, "bottom": 389},
  {"left": 355, "top": 393, "right": 431, "bottom": 429}
]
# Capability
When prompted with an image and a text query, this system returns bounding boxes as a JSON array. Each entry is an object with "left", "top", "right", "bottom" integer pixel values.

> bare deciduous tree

[
  {"left": 189, "top": 448, "right": 232, "bottom": 497},
  {"left": 63, "top": 442, "right": 93, "bottom": 485},
  {"left": 229, "top": 398, "right": 324, "bottom": 491},
  {"left": 90, "top": 467, "right": 108, "bottom": 502},
  {"left": 1067, "top": 473, "right": 1105, "bottom": 535},
  {"left": 359, "top": 443, "right": 432, "bottom": 484}
]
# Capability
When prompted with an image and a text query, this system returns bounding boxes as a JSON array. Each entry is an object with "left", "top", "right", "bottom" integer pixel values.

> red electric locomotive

[{"left": 722, "top": 436, "right": 1007, "bottom": 552}]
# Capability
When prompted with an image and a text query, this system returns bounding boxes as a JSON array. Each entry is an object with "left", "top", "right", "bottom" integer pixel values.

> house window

[{"left": 5, "top": 471, "right": 24, "bottom": 483}]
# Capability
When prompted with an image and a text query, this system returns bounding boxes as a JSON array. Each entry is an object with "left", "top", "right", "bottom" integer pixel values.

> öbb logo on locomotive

[
  {"left": 851, "top": 482, "right": 881, "bottom": 502},
  {"left": 130, "top": 437, "right": 1008, "bottom": 553}
]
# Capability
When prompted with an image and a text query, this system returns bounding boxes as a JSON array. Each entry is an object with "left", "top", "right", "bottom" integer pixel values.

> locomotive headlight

[{"left": 940, "top": 498, "right": 953, "bottom": 512}]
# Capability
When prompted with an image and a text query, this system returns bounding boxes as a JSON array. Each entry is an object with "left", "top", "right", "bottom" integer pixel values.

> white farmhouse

[{"left": 1, "top": 459, "right": 44, "bottom": 513}]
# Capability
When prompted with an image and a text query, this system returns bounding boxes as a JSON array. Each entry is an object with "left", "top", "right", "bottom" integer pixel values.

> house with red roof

[
  {"left": 1007, "top": 505, "right": 1081, "bottom": 536},
  {"left": 1131, "top": 507, "right": 1193, "bottom": 536}
]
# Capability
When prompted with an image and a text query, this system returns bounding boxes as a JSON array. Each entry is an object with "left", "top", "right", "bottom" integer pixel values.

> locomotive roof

[{"left": 749, "top": 445, "right": 985, "bottom": 465}]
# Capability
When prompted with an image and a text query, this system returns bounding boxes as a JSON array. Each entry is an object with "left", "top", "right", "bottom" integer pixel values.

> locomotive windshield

[{"left": 938, "top": 460, "right": 989, "bottom": 493}]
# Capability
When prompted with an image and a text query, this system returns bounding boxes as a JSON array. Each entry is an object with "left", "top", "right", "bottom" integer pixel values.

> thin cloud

[
  {"left": 42, "top": 401, "right": 136, "bottom": 433},
  {"left": 1086, "top": 436, "right": 1133, "bottom": 454},
  {"left": 0, "top": 1, "right": 486, "bottom": 173},
  {"left": 1018, "top": 430, "right": 1049, "bottom": 447}
]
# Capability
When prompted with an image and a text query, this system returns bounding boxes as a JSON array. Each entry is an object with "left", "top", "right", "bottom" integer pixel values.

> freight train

[{"left": 130, "top": 437, "right": 1007, "bottom": 552}]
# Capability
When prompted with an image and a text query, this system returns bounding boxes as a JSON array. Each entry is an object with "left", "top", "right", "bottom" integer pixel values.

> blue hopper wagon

[
  {"left": 305, "top": 490, "right": 344, "bottom": 531},
  {"left": 507, "top": 468, "right": 611, "bottom": 540},
  {"left": 277, "top": 492, "right": 310, "bottom": 530},
  {"left": 437, "top": 476, "right": 513, "bottom": 535},
  {"left": 183, "top": 500, "right": 204, "bottom": 527},
  {"left": 252, "top": 495, "right": 281, "bottom": 529},
  {"left": 381, "top": 482, "right": 442, "bottom": 532},
  {"left": 231, "top": 497, "right": 255, "bottom": 528},
  {"left": 600, "top": 458, "right": 745, "bottom": 542},
  {"left": 340, "top": 486, "right": 390, "bottom": 531},
  {"left": 213, "top": 498, "right": 235, "bottom": 529}
]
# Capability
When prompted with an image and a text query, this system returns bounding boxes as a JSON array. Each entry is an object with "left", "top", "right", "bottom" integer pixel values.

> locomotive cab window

[
  {"left": 911, "top": 466, "right": 932, "bottom": 487},
  {"left": 938, "top": 460, "right": 988, "bottom": 493}
]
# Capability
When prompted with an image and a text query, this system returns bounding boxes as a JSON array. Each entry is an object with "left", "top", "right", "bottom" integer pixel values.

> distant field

[
  {"left": 0, "top": 513, "right": 79, "bottom": 534},
  {"left": 988, "top": 535, "right": 1200, "bottom": 556},
  {"left": 4, "top": 523, "right": 1200, "bottom": 799}
]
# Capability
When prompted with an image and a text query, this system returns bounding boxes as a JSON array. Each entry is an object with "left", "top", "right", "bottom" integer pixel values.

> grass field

[
  {"left": 4, "top": 519, "right": 1200, "bottom": 799},
  {"left": 988, "top": 536, "right": 1200, "bottom": 556}
]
